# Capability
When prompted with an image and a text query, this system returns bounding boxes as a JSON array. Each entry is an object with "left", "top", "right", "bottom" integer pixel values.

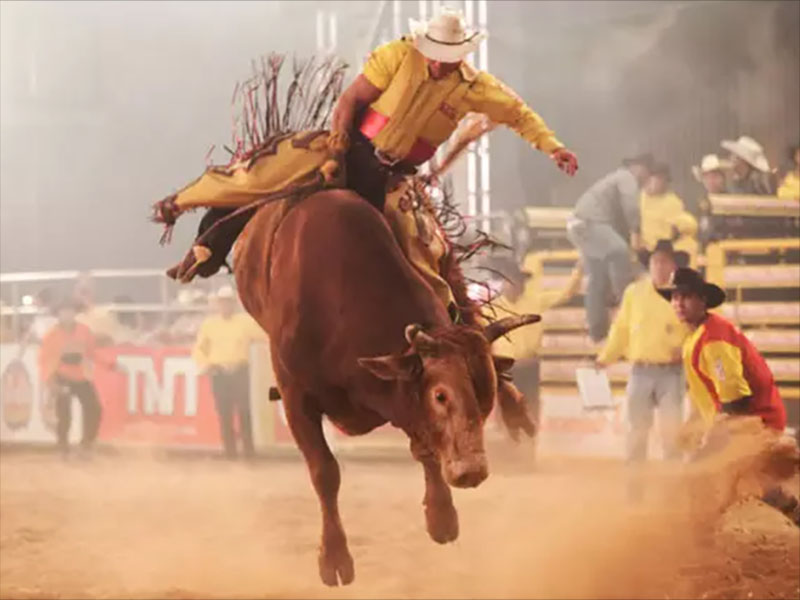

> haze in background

[{"left": 1, "top": 0, "right": 798, "bottom": 274}]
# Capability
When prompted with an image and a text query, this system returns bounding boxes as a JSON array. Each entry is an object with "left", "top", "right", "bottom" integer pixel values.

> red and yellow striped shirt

[{"left": 683, "top": 313, "right": 786, "bottom": 430}]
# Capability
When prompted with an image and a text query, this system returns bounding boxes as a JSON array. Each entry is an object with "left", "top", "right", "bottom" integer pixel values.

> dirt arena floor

[{"left": 1, "top": 445, "right": 798, "bottom": 600}]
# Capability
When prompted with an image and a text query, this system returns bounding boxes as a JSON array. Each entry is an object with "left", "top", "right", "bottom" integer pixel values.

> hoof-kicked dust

[{"left": 1, "top": 444, "right": 798, "bottom": 599}]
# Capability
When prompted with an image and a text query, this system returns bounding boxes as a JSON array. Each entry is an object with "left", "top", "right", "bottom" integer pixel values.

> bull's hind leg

[
  {"left": 411, "top": 440, "right": 459, "bottom": 543},
  {"left": 283, "top": 390, "right": 354, "bottom": 586}
]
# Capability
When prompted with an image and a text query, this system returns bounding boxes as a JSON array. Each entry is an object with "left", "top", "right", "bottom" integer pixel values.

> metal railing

[{"left": 0, "top": 268, "right": 224, "bottom": 341}]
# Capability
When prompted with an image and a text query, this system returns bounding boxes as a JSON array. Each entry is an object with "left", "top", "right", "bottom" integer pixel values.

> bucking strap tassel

[
  {"left": 150, "top": 194, "right": 181, "bottom": 226},
  {"left": 159, "top": 224, "right": 175, "bottom": 246},
  {"left": 151, "top": 194, "right": 182, "bottom": 246}
]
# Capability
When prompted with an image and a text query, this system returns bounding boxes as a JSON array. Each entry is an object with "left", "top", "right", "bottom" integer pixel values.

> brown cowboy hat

[
  {"left": 638, "top": 239, "right": 690, "bottom": 269},
  {"left": 658, "top": 267, "right": 726, "bottom": 309}
]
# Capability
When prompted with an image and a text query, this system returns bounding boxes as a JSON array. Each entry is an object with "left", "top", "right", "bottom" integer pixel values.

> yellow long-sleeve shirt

[
  {"left": 361, "top": 38, "right": 564, "bottom": 163},
  {"left": 777, "top": 171, "right": 799, "bottom": 200},
  {"left": 597, "top": 276, "right": 689, "bottom": 365},
  {"left": 640, "top": 191, "right": 697, "bottom": 250},
  {"left": 492, "top": 265, "right": 583, "bottom": 360},
  {"left": 192, "top": 313, "right": 266, "bottom": 371}
]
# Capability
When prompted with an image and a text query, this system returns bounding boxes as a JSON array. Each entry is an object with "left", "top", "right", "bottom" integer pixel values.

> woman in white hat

[
  {"left": 720, "top": 135, "right": 775, "bottom": 195},
  {"left": 330, "top": 6, "right": 578, "bottom": 210}
]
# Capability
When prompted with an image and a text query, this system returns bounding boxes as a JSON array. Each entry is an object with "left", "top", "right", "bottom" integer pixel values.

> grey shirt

[
  {"left": 728, "top": 171, "right": 775, "bottom": 196},
  {"left": 573, "top": 167, "right": 641, "bottom": 233}
]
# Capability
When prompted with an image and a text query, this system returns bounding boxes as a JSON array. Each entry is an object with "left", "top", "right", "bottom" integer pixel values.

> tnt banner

[
  {"left": 0, "top": 344, "right": 222, "bottom": 449},
  {"left": 93, "top": 346, "right": 221, "bottom": 448}
]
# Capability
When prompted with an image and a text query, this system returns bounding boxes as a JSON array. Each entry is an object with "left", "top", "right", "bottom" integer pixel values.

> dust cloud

[{"left": 1, "top": 435, "right": 798, "bottom": 600}]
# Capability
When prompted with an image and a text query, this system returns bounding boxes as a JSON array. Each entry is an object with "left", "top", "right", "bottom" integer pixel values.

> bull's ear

[
  {"left": 493, "top": 355, "right": 515, "bottom": 374},
  {"left": 358, "top": 353, "right": 422, "bottom": 381}
]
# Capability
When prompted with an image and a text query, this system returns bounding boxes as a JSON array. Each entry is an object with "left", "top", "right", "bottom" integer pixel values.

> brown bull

[{"left": 233, "top": 188, "right": 538, "bottom": 586}]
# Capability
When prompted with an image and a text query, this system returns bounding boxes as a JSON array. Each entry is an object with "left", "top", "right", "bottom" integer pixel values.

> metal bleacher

[{"left": 522, "top": 194, "right": 800, "bottom": 426}]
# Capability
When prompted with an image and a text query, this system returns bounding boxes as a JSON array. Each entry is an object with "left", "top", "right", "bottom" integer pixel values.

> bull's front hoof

[
  {"left": 318, "top": 547, "right": 355, "bottom": 586},
  {"left": 425, "top": 502, "right": 459, "bottom": 544}
]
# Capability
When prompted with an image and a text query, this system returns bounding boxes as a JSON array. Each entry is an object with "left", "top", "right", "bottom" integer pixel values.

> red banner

[{"left": 93, "top": 346, "right": 221, "bottom": 448}]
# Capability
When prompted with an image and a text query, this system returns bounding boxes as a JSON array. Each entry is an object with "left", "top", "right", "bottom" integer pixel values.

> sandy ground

[{"left": 0, "top": 446, "right": 798, "bottom": 600}]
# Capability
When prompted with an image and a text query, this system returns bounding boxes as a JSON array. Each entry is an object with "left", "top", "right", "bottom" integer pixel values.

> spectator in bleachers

[
  {"left": 73, "top": 274, "right": 117, "bottom": 346},
  {"left": 192, "top": 286, "right": 266, "bottom": 460},
  {"left": 640, "top": 163, "right": 699, "bottom": 267},
  {"left": 38, "top": 300, "right": 103, "bottom": 459},
  {"left": 660, "top": 267, "right": 798, "bottom": 525},
  {"left": 777, "top": 143, "right": 799, "bottom": 201},
  {"left": 596, "top": 240, "right": 689, "bottom": 489},
  {"left": 567, "top": 153, "right": 653, "bottom": 343},
  {"left": 168, "top": 289, "right": 207, "bottom": 345},
  {"left": 721, "top": 135, "right": 775, "bottom": 195},
  {"left": 98, "top": 295, "right": 144, "bottom": 344},
  {"left": 692, "top": 154, "right": 730, "bottom": 195},
  {"left": 491, "top": 255, "right": 583, "bottom": 424},
  {"left": 24, "top": 288, "right": 57, "bottom": 344}
]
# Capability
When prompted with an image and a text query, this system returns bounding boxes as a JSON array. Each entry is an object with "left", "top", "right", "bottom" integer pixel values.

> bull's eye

[{"left": 435, "top": 391, "right": 447, "bottom": 405}]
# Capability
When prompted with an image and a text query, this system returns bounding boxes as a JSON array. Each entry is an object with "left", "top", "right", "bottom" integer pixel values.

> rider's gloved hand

[{"left": 551, "top": 147, "right": 578, "bottom": 176}]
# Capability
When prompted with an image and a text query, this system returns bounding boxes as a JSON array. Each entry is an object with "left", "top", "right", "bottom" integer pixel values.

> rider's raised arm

[
  {"left": 465, "top": 72, "right": 564, "bottom": 155},
  {"left": 331, "top": 39, "right": 408, "bottom": 137}
]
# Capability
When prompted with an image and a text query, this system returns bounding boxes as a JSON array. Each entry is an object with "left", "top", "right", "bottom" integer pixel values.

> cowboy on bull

[{"left": 154, "top": 7, "right": 578, "bottom": 322}]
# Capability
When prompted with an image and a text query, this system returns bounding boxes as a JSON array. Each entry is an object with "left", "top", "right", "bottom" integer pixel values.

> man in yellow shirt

[
  {"left": 331, "top": 8, "right": 577, "bottom": 208},
  {"left": 596, "top": 240, "right": 690, "bottom": 469},
  {"left": 640, "top": 164, "right": 699, "bottom": 267},
  {"left": 192, "top": 286, "right": 266, "bottom": 459},
  {"left": 159, "top": 8, "right": 578, "bottom": 283}
]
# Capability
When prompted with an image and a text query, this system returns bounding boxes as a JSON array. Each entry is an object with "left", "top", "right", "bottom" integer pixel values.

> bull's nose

[{"left": 447, "top": 456, "right": 488, "bottom": 488}]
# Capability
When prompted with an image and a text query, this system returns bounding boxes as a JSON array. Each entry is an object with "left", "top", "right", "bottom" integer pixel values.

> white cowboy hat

[
  {"left": 409, "top": 7, "right": 486, "bottom": 63},
  {"left": 720, "top": 136, "right": 770, "bottom": 173},
  {"left": 215, "top": 285, "right": 236, "bottom": 300},
  {"left": 691, "top": 153, "right": 732, "bottom": 182}
]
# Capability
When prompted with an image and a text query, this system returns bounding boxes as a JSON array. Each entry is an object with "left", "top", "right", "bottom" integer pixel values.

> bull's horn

[
  {"left": 484, "top": 314, "right": 542, "bottom": 343},
  {"left": 404, "top": 324, "right": 438, "bottom": 354}
]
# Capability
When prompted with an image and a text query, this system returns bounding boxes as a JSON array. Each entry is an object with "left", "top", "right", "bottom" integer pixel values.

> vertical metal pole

[
  {"left": 160, "top": 277, "right": 169, "bottom": 329},
  {"left": 392, "top": 0, "right": 401, "bottom": 39},
  {"left": 477, "top": 0, "right": 490, "bottom": 232},
  {"left": 10, "top": 283, "right": 20, "bottom": 342},
  {"left": 464, "top": 0, "right": 477, "bottom": 219},
  {"left": 329, "top": 12, "right": 338, "bottom": 52},
  {"left": 418, "top": 0, "right": 428, "bottom": 22},
  {"left": 316, "top": 10, "right": 325, "bottom": 52}
]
